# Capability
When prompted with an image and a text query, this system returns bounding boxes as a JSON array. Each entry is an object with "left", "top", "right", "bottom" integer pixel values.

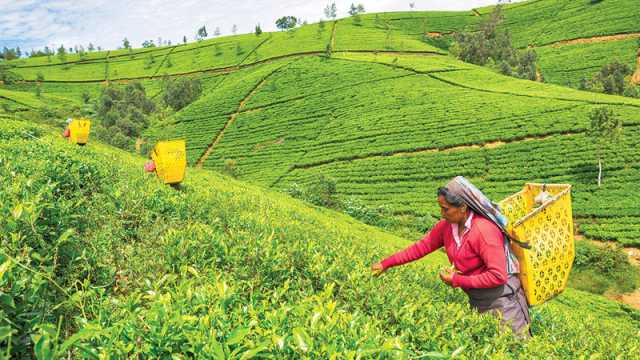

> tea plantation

[
  {"left": 2, "top": 0, "right": 640, "bottom": 357},
  {"left": 1, "top": 117, "right": 639, "bottom": 358}
]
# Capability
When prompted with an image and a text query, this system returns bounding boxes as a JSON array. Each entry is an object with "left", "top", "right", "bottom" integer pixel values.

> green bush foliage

[
  {"left": 95, "top": 82, "right": 156, "bottom": 150},
  {"left": 570, "top": 241, "right": 640, "bottom": 294},
  {"left": 161, "top": 76, "right": 203, "bottom": 111}
]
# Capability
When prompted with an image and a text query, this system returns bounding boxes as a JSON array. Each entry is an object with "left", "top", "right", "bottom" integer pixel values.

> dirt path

[
  {"left": 17, "top": 49, "right": 442, "bottom": 84},
  {"left": 535, "top": 32, "right": 640, "bottom": 48},
  {"left": 194, "top": 64, "right": 288, "bottom": 167},
  {"left": 609, "top": 289, "right": 640, "bottom": 310},
  {"left": 471, "top": 9, "right": 481, "bottom": 17},
  {"left": 291, "top": 129, "right": 587, "bottom": 170},
  {"left": 330, "top": 21, "right": 337, "bottom": 52},
  {"left": 632, "top": 48, "right": 640, "bottom": 85}
]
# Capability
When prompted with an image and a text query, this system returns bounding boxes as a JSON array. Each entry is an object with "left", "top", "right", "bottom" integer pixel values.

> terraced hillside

[
  {"left": 141, "top": 52, "right": 640, "bottom": 247},
  {"left": 1, "top": 117, "right": 639, "bottom": 358},
  {"left": 373, "top": 0, "right": 640, "bottom": 88}
]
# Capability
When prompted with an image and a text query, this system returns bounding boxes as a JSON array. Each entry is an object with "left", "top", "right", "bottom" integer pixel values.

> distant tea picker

[
  {"left": 62, "top": 117, "right": 91, "bottom": 145},
  {"left": 372, "top": 176, "right": 575, "bottom": 338},
  {"left": 144, "top": 140, "right": 187, "bottom": 188}
]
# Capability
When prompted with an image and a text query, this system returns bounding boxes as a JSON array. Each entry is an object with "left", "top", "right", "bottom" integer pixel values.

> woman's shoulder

[{"left": 471, "top": 215, "right": 503, "bottom": 241}]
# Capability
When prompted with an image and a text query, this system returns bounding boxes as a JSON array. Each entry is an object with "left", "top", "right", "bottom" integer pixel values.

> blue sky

[{"left": 0, "top": 0, "right": 514, "bottom": 53}]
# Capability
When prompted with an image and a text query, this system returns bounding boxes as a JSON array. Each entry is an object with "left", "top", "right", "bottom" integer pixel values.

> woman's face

[{"left": 438, "top": 195, "right": 468, "bottom": 224}]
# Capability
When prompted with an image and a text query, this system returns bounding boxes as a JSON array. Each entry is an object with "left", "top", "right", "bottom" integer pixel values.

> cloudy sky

[{"left": 1, "top": 0, "right": 514, "bottom": 53}]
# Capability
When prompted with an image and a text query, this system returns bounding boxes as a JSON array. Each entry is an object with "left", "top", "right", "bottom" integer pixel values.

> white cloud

[{"left": 0, "top": 0, "right": 518, "bottom": 51}]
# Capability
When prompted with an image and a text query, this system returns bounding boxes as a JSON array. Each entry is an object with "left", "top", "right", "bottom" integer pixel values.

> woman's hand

[
  {"left": 439, "top": 267, "right": 456, "bottom": 286},
  {"left": 371, "top": 262, "right": 386, "bottom": 277}
]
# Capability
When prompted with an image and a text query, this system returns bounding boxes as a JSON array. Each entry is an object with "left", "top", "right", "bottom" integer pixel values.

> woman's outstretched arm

[{"left": 375, "top": 220, "right": 447, "bottom": 271}]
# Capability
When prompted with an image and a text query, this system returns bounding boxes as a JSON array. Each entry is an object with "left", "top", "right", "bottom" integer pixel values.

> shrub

[
  {"left": 95, "top": 82, "right": 155, "bottom": 150},
  {"left": 570, "top": 241, "right": 640, "bottom": 294},
  {"left": 161, "top": 76, "right": 202, "bottom": 111}
]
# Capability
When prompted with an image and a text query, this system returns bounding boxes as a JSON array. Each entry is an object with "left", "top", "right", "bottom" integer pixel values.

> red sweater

[{"left": 380, "top": 214, "right": 508, "bottom": 289}]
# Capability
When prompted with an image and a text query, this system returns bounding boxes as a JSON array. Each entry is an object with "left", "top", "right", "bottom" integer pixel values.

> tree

[
  {"left": 349, "top": 3, "right": 358, "bottom": 16},
  {"left": 183, "top": 35, "right": 187, "bottom": 44},
  {"left": 161, "top": 76, "right": 203, "bottom": 111},
  {"left": 143, "top": 54, "right": 156, "bottom": 69},
  {"left": 214, "top": 27, "right": 221, "bottom": 36},
  {"left": 197, "top": 25, "right": 208, "bottom": 40},
  {"left": 324, "top": 2, "right": 337, "bottom": 19},
  {"left": 142, "top": 40, "right": 155, "bottom": 48},
  {"left": 123, "top": 38, "right": 131, "bottom": 51},
  {"left": 349, "top": 3, "right": 365, "bottom": 16},
  {"left": 254, "top": 24, "right": 263, "bottom": 36},
  {"left": 588, "top": 107, "right": 623, "bottom": 187},
  {"left": 16, "top": 47, "right": 21, "bottom": 58},
  {"left": 410, "top": 2, "right": 415, "bottom": 10},
  {"left": 596, "top": 61, "right": 632, "bottom": 95},
  {"left": 232, "top": 24, "right": 238, "bottom": 35},
  {"left": 276, "top": 16, "right": 298, "bottom": 31},
  {"left": 57, "top": 45, "right": 67, "bottom": 62},
  {"left": 88, "top": 43, "right": 95, "bottom": 51},
  {"left": 95, "top": 82, "right": 156, "bottom": 150}
]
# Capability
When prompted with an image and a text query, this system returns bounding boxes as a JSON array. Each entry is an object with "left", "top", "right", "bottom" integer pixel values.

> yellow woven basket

[
  {"left": 151, "top": 140, "right": 187, "bottom": 185},
  {"left": 499, "top": 183, "right": 574, "bottom": 306}
]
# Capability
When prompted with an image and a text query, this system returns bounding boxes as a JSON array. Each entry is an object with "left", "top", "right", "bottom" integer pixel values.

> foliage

[
  {"left": 161, "top": 76, "right": 203, "bottom": 111},
  {"left": 451, "top": 6, "right": 540, "bottom": 81},
  {"left": 570, "top": 241, "right": 640, "bottom": 294},
  {"left": 254, "top": 24, "right": 263, "bottom": 36},
  {"left": 0, "top": 65, "right": 23, "bottom": 85},
  {"left": 197, "top": 26, "right": 208, "bottom": 40},
  {"left": 95, "top": 82, "right": 156, "bottom": 150},
  {"left": 222, "top": 159, "right": 238, "bottom": 178},
  {"left": 596, "top": 61, "right": 633, "bottom": 95},
  {"left": 324, "top": 2, "right": 337, "bottom": 19},
  {"left": 287, "top": 174, "right": 339, "bottom": 208},
  {"left": 275, "top": 16, "right": 298, "bottom": 31}
]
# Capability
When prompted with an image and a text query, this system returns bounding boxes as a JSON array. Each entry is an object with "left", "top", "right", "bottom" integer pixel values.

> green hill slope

[
  {"left": 1, "top": 118, "right": 639, "bottom": 358},
  {"left": 143, "top": 52, "right": 640, "bottom": 247}
]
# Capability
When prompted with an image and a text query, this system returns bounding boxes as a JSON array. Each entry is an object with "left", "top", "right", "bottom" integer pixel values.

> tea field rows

[
  {"left": 146, "top": 53, "right": 640, "bottom": 246},
  {"left": 1, "top": 119, "right": 638, "bottom": 358}
]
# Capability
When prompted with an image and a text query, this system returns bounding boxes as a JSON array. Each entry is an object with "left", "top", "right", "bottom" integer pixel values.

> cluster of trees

[
  {"left": 1, "top": 47, "right": 22, "bottom": 60},
  {"left": 1, "top": 43, "right": 104, "bottom": 62},
  {"left": 275, "top": 16, "right": 299, "bottom": 31},
  {"left": 91, "top": 76, "right": 203, "bottom": 151},
  {"left": 450, "top": 6, "right": 541, "bottom": 81},
  {"left": 161, "top": 76, "right": 203, "bottom": 111},
  {"left": 579, "top": 61, "right": 639, "bottom": 98},
  {"left": 94, "top": 83, "right": 156, "bottom": 150}
]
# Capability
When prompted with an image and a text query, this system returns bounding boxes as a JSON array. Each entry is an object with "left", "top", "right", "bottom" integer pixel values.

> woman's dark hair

[{"left": 437, "top": 187, "right": 465, "bottom": 207}]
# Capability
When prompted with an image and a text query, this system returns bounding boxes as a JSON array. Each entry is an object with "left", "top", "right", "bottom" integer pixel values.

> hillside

[
  {"left": 140, "top": 52, "right": 640, "bottom": 246},
  {"left": 1, "top": 116, "right": 639, "bottom": 358}
]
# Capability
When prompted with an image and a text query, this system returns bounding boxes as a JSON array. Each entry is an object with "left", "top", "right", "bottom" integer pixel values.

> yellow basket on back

[
  {"left": 151, "top": 140, "right": 187, "bottom": 185},
  {"left": 499, "top": 183, "right": 574, "bottom": 306},
  {"left": 69, "top": 118, "right": 91, "bottom": 145}
]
